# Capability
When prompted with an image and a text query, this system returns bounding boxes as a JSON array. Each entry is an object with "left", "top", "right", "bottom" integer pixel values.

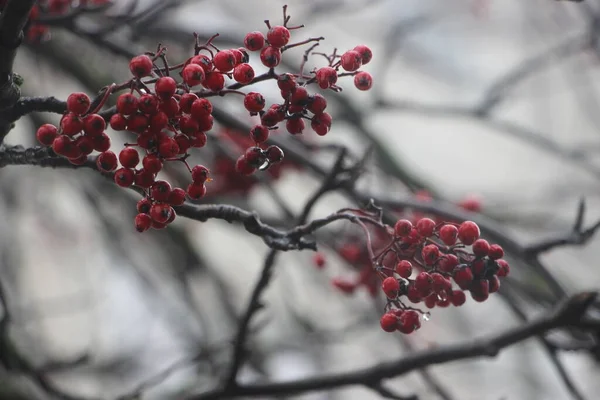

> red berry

[
  {"left": 450, "top": 290, "right": 466, "bottom": 306},
  {"left": 472, "top": 239, "right": 490, "bottom": 257},
  {"left": 179, "top": 93, "right": 198, "bottom": 114},
  {"left": 243, "top": 92, "right": 266, "bottom": 113},
  {"left": 158, "top": 137, "right": 180, "bottom": 158},
  {"left": 488, "top": 244, "right": 504, "bottom": 260},
  {"left": 250, "top": 125, "right": 269, "bottom": 143},
  {"left": 267, "top": 26, "right": 290, "bottom": 48},
  {"left": 414, "top": 272, "right": 433, "bottom": 296},
  {"left": 134, "top": 213, "right": 153, "bottom": 232},
  {"left": 137, "top": 198, "right": 152, "bottom": 214},
  {"left": 178, "top": 114, "right": 199, "bottom": 135},
  {"left": 353, "top": 45, "right": 373, "bottom": 64},
  {"left": 197, "top": 114, "right": 213, "bottom": 132},
  {"left": 307, "top": 94, "right": 327, "bottom": 114},
  {"left": 277, "top": 73, "right": 296, "bottom": 92},
  {"left": 174, "top": 134, "right": 191, "bottom": 154},
  {"left": 315, "top": 67, "right": 338, "bottom": 89},
  {"left": 340, "top": 50, "right": 362, "bottom": 71},
  {"left": 129, "top": 55, "right": 153, "bottom": 78},
  {"left": 380, "top": 313, "right": 398, "bottom": 333},
  {"left": 233, "top": 63, "right": 255, "bottom": 84},
  {"left": 182, "top": 63, "right": 205, "bottom": 86},
  {"left": 313, "top": 253, "right": 326, "bottom": 269},
  {"left": 119, "top": 147, "right": 140, "bottom": 168},
  {"left": 96, "top": 151, "right": 118, "bottom": 172},
  {"left": 117, "top": 93, "right": 138, "bottom": 116},
  {"left": 190, "top": 98, "right": 213, "bottom": 120},
  {"left": 213, "top": 50, "right": 236, "bottom": 73},
  {"left": 190, "top": 54, "right": 213, "bottom": 72},
  {"left": 459, "top": 195, "right": 482, "bottom": 213},
  {"left": 286, "top": 117, "right": 305, "bottom": 135},
  {"left": 416, "top": 217, "right": 435, "bottom": 237},
  {"left": 421, "top": 244, "right": 440, "bottom": 266},
  {"left": 75, "top": 136, "right": 94, "bottom": 155},
  {"left": 244, "top": 31, "right": 265, "bottom": 51},
  {"left": 438, "top": 254, "right": 459, "bottom": 274},
  {"left": 439, "top": 224, "right": 458, "bottom": 246},
  {"left": 453, "top": 267, "right": 474, "bottom": 290},
  {"left": 231, "top": 48, "right": 248, "bottom": 65},
  {"left": 397, "top": 310, "right": 420, "bottom": 334},
  {"left": 92, "top": 132, "right": 111, "bottom": 152},
  {"left": 60, "top": 113, "right": 83, "bottom": 136},
  {"left": 431, "top": 272, "right": 451, "bottom": 294},
  {"left": 83, "top": 114, "right": 106, "bottom": 136},
  {"left": 424, "top": 294, "right": 438, "bottom": 309},
  {"left": 191, "top": 165, "right": 210, "bottom": 183},
  {"left": 458, "top": 221, "right": 480, "bottom": 245},
  {"left": 155, "top": 76, "right": 177, "bottom": 99},
  {"left": 396, "top": 260, "right": 412, "bottom": 279},
  {"left": 159, "top": 97, "right": 180, "bottom": 118},
  {"left": 290, "top": 87, "right": 309, "bottom": 106},
  {"left": 109, "top": 113, "right": 127, "bottom": 131},
  {"left": 203, "top": 71, "right": 225, "bottom": 92},
  {"left": 265, "top": 145, "right": 284, "bottom": 163},
  {"left": 311, "top": 112, "right": 332, "bottom": 136},
  {"left": 134, "top": 169, "right": 155, "bottom": 188},
  {"left": 470, "top": 280, "right": 490, "bottom": 302},
  {"left": 66, "top": 92, "right": 90, "bottom": 115},
  {"left": 36, "top": 124, "right": 58, "bottom": 146},
  {"left": 382, "top": 277, "right": 400, "bottom": 299},
  {"left": 353, "top": 71, "right": 373, "bottom": 91},
  {"left": 114, "top": 167, "right": 135, "bottom": 187},
  {"left": 150, "top": 180, "right": 172, "bottom": 202},
  {"left": 496, "top": 260, "right": 510, "bottom": 277},
  {"left": 150, "top": 203, "right": 173, "bottom": 224},
  {"left": 168, "top": 187, "right": 186, "bottom": 206},
  {"left": 235, "top": 155, "right": 255, "bottom": 175},
  {"left": 126, "top": 114, "right": 149, "bottom": 133},
  {"left": 260, "top": 46, "right": 281, "bottom": 68},
  {"left": 186, "top": 182, "right": 207, "bottom": 199},
  {"left": 190, "top": 132, "right": 207, "bottom": 148},
  {"left": 488, "top": 275, "right": 500, "bottom": 293},
  {"left": 244, "top": 147, "right": 264, "bottom": 167}
]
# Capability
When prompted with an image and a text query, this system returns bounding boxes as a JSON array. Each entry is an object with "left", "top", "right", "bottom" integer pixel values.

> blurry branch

[{"left": 190, "top": 292, "right": 600, "bottom": 399}]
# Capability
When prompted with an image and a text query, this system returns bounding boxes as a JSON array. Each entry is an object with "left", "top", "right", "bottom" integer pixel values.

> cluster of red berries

[
  {"left": 0, "top": 0, "right": 112, "bottom": 43},
  {"left": 34, "top": 6, "right": 372, "bottom": 232}
]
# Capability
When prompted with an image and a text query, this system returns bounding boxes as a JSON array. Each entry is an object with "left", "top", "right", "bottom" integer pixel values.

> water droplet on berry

[{"left": 423, "top": 312, "right": 431, "bottom": 321}]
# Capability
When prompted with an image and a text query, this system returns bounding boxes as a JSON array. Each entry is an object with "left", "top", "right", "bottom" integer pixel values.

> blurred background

[{"left": 2, "top": 0, "right": 600, "bottom": 399}]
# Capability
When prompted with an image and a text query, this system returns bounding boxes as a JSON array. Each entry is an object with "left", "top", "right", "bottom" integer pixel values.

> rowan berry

[
  {"left": 353, "top": 71, "right": 373, "bottom": 91},
  {"left": 179, "top": 93, "right": 198, "bottom": 114},
  {"left": 190, "top": 54, "right": 213, "bottom": 72},
  {"left": 213, "top": 50, "right": 236, "bottom": 73},
  {"left": 135, "top": 213, "right": 153, "bottom": 232},
  {"left": 235, "top": 155, "right": 255, "bottom": 175},
  {"left": 150, "top": 180, "right": 171, "bottom": 202},
  {"left": 96, "top": 151, "right": 117, "bottom": 172},
  {"left": 150, "top": 203, "right": 173, "bottom": 224},
  {"left": 307, "top": 94, "right": 327, "bottom": 114},
  {"left": 135, "top": 169, "right": 156, "bottom": 188},
  {"left": 233, "top": 63, "right": 255, "bottom": 84},
  {"left": 190, "top": 132, "right": 207, "bottom": 148},
  {"left": 394, "top": 219, "right": 412, "bottom": 237},
  {"left": 438, "top": 254, "right": 459, "bottom": 273},
  {"left": 118, "top": 147, "right": 139, "bottom": 168},
  {"left": 488, "top": 244, "right": 504, "bottom": 260},
  {"left": 382, "top": 277, "right": 400, "bottom": 299},
  {"left": 250, "top": 125, "right": 269, "bottom": 143},
  {"left": 450, "top": 290, "right": 466, "bottom": 306},
  {"left": 243, "top": 92, "right": 266, "bottom": 113},
  {"left": 127, "top": 114, "right": 149, "bottom": 133},
  {"left": 114, "top": 167, "right": 135, "bottom": 187},
  {"left": 453, "top": 266, "right": 473, "bottom": 288},
  {"left": 260, "top": 46, "right": 282, "bottom": 68},
  {"left": 66, "top": 92, "right": 91, "bottom": 115},
  {"left": 168, "top": 187, "right": 186, "bottom": 206},
  {"left": 109, "top": 113, "right": 127, "bottom": 131},
  {"left": 267, "top": 26, "right": 290, "bottom": 48},
  {"left": 137, "top": 198, "right": 152, "bottom": 214},
  {"left": 353, "top": 45, "right": 373, "bottom": 64},
  {"left": 458, "top": 221, "right": 480, "bottom": 245},
  {"left": 190, "top": 98, "right": 213, "bottom": 120},
  {"left": 36, "top": 124, "right": 58, "bottom": 146},
  {"left": 470, "top": 280, "right": 490, "bottom": 302},
  {"left": 231, "top": 48, "right": 248, "bottom": 65},
  {"left": 416, "top": 217, "right": 435, "bottom": 237},
  {"left": 496, "top": 259, "right": 510, "bottom": 277},
  {"left": 459, "top": 195, "right": 482, "bottom": 212},
  {"left": 471, "top": 259, "right": 485, "bottom": 277},
  {"left": 75, "top": 136, "right": 94, "bottom": 155},
  {"left": 311, "top": 112, "right": 332, "bottom": 136},
  {"left": 173, "top": 134, "right": 191, "bottom": 154},
  {"left": 152, "top": 220, "right": 167, "bottom": 230},
  {"left": 488, "top": 275, "right": 500, "bottom": 293},
  {"left": 286, "top": 117, "right": 305, "bottom": 135},
  {"left": 380, "top": 313, "right": 398, "bottom": 333},
  {"left": 117, "top": 93, "right": 139, "bottom": 116},
  {"left": 472, "top": 239, "right": 490, "bottom": 257},
  {"left": 83, "top": 114, "right": 106, "bottom": 136},
  {"left": 159, "top": 97, "right": 180, "bottom": 117},
  {"left": 191, "top": 165, "right": 210, "bottom": 183},
  {"left": 422, "top": 244, "right": 440, "bottom": 266},
  {"left": 203, "top": 71, "right": 225, "bottom": 91},
  {"left": 397, "top": 310, "right": 420, "bottom": 334},
  {"left": 414, "top": 271, "right": 433, "bottom": 295},
  {"left": 60, "top": 113, "right": 83, "bottom": 136},
  {"left": 340, "top": 50, "right": 362, "bottom": 71},
  {"left": 395, "top": 260, "right": 412, "bottom": 279},
  {"left": 265, "top": 145, "right": 284, "bottom": 163},
  {"left": 313, "top": 252, "right": 326, "bottom": 269},
  {"left": 244, "top": 31, "right": 265, "bottom": 51},
  {"left": 182, "top": 63, "right": 205, "bottom": 86},
  {"left": 277, "top": 73, "right": 296, "bottom": 92},
  {"left": 315, "top": 67, "right": 338, "bottom": 89},
  {"left": 158, "top": 137, "right": 180, "bottom": 158},
  {"left": 155, "top": 78, "right": 177, "bottom": 100},
  {"left": 439, "top": 224, "right": 458, "bottom": 246},
  {"left": 290, "top": 86, "right": 309, "bottom": 106},
  {"left": 197, "top": 114, "right": 214, "bottom": 131},
  {"left": 178, "top": 115, "right": 199, "bottom": 135},
  {"left": 92, "top": 133, "right": 111, "bottom": 152},
  {"left": 129, "top": 55, "right": 153, "bottom": 78},
  {"left": 431, "top": 272, "right": 450, "bottom": 293},
  {"left": 186, "top": 182, "right": 207, "bottom": 199}
]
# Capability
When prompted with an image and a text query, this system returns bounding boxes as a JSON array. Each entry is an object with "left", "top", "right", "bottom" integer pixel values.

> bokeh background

[{"left": 2, "top": 0, "right": 600, "bottom": 399}]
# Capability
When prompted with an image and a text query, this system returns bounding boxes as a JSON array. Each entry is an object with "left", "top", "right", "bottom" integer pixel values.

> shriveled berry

[
  {"left": 416, "top": 217, "right": 435, "bottom": 237},
  {"left": 182, "top": 63, "right": 206, "bottom": 86},
  {"left": 353, "top": 71, "right": 373, "bottom": 91},
  {"left": 134, "top": 213, "right": 153, "bottom": 232},
  {"left": 458, "top": 221, "right": 480, "bottom": 245},
  {"left": 66, "top": 92, "right": 90, "bottom": 115},
  {"left": 439, "top": 224, "right": 458, "bottom": 246},
  {"left": 155, "top": 76, "right": 177, "bottom": 99},
  {"left": 114, "top": 167, "right": 135, "bottom": 187},
  {"left": 267, "top": 26, "right": 290, "bottom": 48},
  {"left": 311, "top": 112, "right": 332, "bottom": 136},
  {"left": 129, "top": 55, "right": 153, "bottom": 78},
  {"left": 213, "top": 50, "right": 236, "bottom": 73},
  {"left": 186, "top": 182, "right": 207, "bottom": 199},
  {"left": 382, "top": 277, "right": 400, "bottom": 299},
  {"left": 36, "top": 124, "right": 58, "bottom": 146},
  {"left": 395, "top": 260, "right": 412, "bottom": 279},
  {"left": 117, "top": 93, "right": 138, "bottom": 116},
  {"left": 260, "top": 46, "right": 281, "bottom": 68},
  {"left": 244, "top": 31, "right": 265, "bottom": 51},
  {"left": 96, "top": 151, "right": 118, "bottom": 172}
]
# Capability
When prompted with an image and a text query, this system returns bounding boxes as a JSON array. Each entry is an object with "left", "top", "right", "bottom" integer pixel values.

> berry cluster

[
  {"left": 0, "top": 0, "right": 112, "bottom": 43},
  {"left": 34, "top": 6, "right": 372, "bottom": 232}
]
